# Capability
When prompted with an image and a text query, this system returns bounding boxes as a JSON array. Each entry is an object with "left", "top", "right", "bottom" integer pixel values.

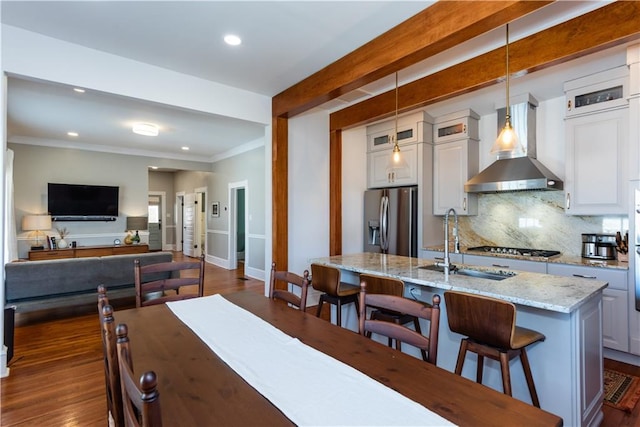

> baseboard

[
  {"left": 0, "top": 345, "right": 9, "bottom": 378},
  {"left": 206, "top": 254, "right": 230, "bottom": 269},
  {"left": 604, "top": 347, "right": 640, "bottom": 367},
  {"left": 244, "top": 265, "right": 265, "bottom": 281}
]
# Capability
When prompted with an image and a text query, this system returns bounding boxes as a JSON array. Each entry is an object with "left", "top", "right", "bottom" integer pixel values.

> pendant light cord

[
  {"left": 394, "top": 72, "right": 399, "bottom": 145},
  {"left": 505, "top": 23, "right": 510, "bottom": 120}
]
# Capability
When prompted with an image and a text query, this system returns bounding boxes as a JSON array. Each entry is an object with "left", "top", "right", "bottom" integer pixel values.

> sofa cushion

[
  {"left": 99, "top": 252, "right": 173, "bottom": 289},
  {"left": 5, "top": 257, "right": 102, "bottom": 302}
]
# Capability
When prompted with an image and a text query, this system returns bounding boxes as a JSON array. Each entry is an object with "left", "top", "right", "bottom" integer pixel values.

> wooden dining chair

[
  {"left": 134, "top": 254, "right": 205, "bottom": 307},
  {"left": 444, "top": 290, "right": 546, "bottom": 407},
  {"left": 358, "top": 278, "right": 441, "bottom": 365},
  {"left": 269, "top": 262, "right": 311, "bottom": 311},
  {"left": 116, "top": 323, "right": 163, "bottom": 427},
  {"left": 358, "top": 273, "right": 431, "bottom": 361},
  {"left": 311, "top": 263, "right": 360, "bottom": 327},
  {"left": 98, "top": 285, "right": 124, "bottom": 427}
]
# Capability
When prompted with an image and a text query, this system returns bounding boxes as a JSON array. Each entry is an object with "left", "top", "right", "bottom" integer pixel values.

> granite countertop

[
  {"left": 423, "top": 245, "right": 629, "bottom": 270},
  {"left": 310, "top": 252, "right": 608, "bottom": 314}
]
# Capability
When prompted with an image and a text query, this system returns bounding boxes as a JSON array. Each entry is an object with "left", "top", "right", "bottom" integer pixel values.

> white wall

[
  {"left": 288, "top": 110, "right": 330, "bottom": 275},
  {"left": 342, "top": 126, "right": 367, "bottom": 254}
]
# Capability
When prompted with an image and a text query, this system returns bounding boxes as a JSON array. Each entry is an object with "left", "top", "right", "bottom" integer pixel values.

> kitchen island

[{"left": 310, "top": 252, "right": 608, "bottom": 427}]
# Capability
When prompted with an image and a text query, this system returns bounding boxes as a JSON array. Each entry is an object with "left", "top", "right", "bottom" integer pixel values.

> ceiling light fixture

[
  {"left": 73, "top": 88, "right": 85, "bottom": 93},
  {"left": 181, "top": 146, "right": 189, "bottom": 151},
  {"left": 389, "top": 72, "right": 408, "bottom": 170},
  {"left": 224, "top": 34, "right": 242, "bottom": 46},
  {"left": 490, "top": 23, "right": 524, "bottom": 158},
  {"left": 132, "top": 123, "right": 159, "bottom": 137},
  {"left": 67, "top": 131, "right": 78, "bottom": 137}
]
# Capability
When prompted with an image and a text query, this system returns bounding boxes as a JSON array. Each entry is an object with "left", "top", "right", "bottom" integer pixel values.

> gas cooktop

[{"left": 467, "top": 246, "right": 561, "bottom": 258}]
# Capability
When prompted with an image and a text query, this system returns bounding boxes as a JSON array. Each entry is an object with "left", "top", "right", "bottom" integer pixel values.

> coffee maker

[{"left": 581, "top": 233, "right": 617, "bottom": 260}]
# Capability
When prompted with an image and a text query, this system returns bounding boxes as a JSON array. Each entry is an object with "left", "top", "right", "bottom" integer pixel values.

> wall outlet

[{"left": 409, "top": 287, "right": 421, "bottom": 297}]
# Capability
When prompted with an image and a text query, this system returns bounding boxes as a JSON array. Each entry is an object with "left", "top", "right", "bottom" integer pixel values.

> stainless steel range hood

[{"left": 465, "top": 94, "right": 563, "bottom": 193}]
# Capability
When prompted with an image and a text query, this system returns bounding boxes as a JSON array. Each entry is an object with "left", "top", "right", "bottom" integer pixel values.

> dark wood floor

[{"left": 1, "top": 251, "right": 639, "bottom": 426}]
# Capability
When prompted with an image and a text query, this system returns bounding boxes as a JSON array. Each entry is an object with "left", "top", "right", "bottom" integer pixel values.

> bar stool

[
  {"left": 359, "top": 273, "right": 430, "bottom": 361},
  {"left": 444, "top": 291, "right": 545, "bottom": 407},
  {"left": 310, "top": 263, "right": 359, "bottom": 327}
]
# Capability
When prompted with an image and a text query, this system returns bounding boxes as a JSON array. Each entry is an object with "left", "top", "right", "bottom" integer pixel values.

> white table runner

[{"left": 167, "top": 294, "right": 455, "bottom": 427}]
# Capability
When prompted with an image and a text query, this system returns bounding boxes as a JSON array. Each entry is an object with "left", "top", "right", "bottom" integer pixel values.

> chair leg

[
  {"left": 454, "top": 340, "right": 468, "bottom": 375},
  {"left": 519, "top": 348, "right": 541, "bottom": 408},
  {"left": 336, "top": 299, "right": 342, "bottom": 326},
  {"left": 499, "top": 351, "right": 513, "bottom": 397},
  {"left": 476, "top": 355, "right": 484, "bottom": 384},
  {"left": 315, "top": 295, "right": 325, "bottom": 318}
]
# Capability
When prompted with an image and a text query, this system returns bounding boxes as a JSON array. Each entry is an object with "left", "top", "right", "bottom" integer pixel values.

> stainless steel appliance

[
  {"left": 363, "top": 186, "right": 417, "bottom": 257},
  {"left": 467, "top": 246, "right": 560, "bottom": 258},
  {"left": 581, "top": 233, "right": 617, "bottom": 260}
]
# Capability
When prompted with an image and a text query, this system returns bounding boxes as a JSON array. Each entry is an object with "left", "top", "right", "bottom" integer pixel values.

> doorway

[
  {"left": 228, "top": 181, "right": 248, "bottom": 272},
  {"left": 147, "top": 192, "right": 165, "bottom": 251}
]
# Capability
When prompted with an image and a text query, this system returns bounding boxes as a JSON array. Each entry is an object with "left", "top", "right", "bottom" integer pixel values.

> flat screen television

[{"left": 48, "top": 183, "right": 119, "bottom": 221}]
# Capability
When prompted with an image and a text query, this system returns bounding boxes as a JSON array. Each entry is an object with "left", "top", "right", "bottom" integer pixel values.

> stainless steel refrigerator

[{"left": 363, "top": 186, "right": 417, "bottom": 257}]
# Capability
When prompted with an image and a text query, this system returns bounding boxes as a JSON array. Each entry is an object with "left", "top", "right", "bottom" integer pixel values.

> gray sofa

[{"left": 5, "top": 251, "right": 173, "bottom": 312}]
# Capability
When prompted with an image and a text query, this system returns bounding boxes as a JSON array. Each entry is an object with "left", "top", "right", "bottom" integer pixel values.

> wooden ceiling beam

[
  {"left": 272, "top": 1, "right": 553, "bottom": 118},
  {"left": 330, "top": 1, "right": 640, "bottom": 131}
]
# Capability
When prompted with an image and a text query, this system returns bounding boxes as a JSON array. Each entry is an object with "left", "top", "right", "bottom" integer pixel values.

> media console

[{"left": 28, "top": 244, "right": 149, "bottom": 261}]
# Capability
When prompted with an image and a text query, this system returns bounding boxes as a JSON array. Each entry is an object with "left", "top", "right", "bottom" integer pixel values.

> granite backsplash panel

[{"left": 455, "top": 191, "right": 628, "bottom": 258}]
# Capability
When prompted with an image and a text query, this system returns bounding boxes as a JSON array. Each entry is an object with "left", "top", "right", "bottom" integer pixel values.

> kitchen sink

[{"left": 418, "top": 264, "right": 516, "bottom": 281}]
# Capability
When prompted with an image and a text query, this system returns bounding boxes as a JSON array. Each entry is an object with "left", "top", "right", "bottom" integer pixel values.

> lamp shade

[
  {"left": 22, "top": 215, "right": 52, "bottom": 231},
  {"left": 126, "top": 216, "right": 148, "bottom": 231}
]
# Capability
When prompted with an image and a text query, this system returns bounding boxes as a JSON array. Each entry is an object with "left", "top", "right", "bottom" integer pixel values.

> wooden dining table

[{"left": 115, "top": 291, "right": 563, "bottom": 426}]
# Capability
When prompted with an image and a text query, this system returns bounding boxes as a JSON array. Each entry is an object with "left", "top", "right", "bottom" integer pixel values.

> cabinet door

[
  {"left": 547, "top": 263, "right": 628, "bottom": 352},
  {"left": 433, "top": 139, "right": 478, "bottom": 215},
  {"left": 565, "top": 108, "right": 628, "bottom": 215},
  {"left": 602, "top": 289, "right": 630, "bottom": 351},
  {"left": 367, "top": 144, "right": 418, "bottom": 188}
]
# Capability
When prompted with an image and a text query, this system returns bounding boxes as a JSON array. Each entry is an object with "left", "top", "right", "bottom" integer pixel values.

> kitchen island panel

[{"left": 313, "top": 253, "right": 605, "bottom": 427}]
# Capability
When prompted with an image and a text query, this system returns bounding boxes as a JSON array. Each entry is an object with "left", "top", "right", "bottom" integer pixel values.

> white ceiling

[{"left": 1, "top": 1, "right": 630, "bottom": 164}]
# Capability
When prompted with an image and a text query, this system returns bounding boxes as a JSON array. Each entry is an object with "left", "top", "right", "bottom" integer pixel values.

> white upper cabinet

[
  {"left": 432, "top": 109, "right": 479, "bottom": 215},
  {"left": 366, "top": 111, "right": 433, "bottom": 189},
  {"left": 564, "top": 66, "right": 629, "bottom": 215}
]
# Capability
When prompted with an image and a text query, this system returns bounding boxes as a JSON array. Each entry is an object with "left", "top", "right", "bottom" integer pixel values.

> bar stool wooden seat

[
  {"left": 311, "top": 263, "right": 359, "bottom": 327},
  {"left": 444, "top": 291, "right": 546, "bottom": 407}
]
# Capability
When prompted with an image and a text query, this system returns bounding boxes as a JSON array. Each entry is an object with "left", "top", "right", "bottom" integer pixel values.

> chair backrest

[
  {"left": 116, "top": 323, "right": 163, "bottom": 427},
  {"left": 358, "top": 273, "right": 404, "bottom": 297},
  {"left": 310, "top": 263, "right": 341, "bottom": 295},
  {"left": 134, "top": 254, "right": 205, "bottom": 307},
  {"left": 358, "top": 277, "right": 441, "bottom": 365},
  {"left": 98, "top": 286, "right": 124, "bottom": 427},
  {"left": 269, "top": 262, "right": 310, "bottom": 311},
  {"left": 444, "top": 291, "right": 516, "bottom": 349}
]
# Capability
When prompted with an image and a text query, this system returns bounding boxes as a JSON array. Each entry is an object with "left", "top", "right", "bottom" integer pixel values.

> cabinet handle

[
  {"left": 566, "top": 193, "right": 571, "bottom": 210},
  {"left": 492, "top": 263, "right": 509, "bottom": 269},
  {"left": 567, "top": 100, "right": 572, "bottom": 111},
  {"left": 463, "top": 198, "right": 467, "bottom": 211},
  {"left": 463, "top": 124, "right": 467, "bottom": 134},
  {"left": 573, "top": 274, "right": 597, "bottom": 279}
]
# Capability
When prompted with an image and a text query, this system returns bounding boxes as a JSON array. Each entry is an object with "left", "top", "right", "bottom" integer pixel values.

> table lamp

[
  {"left": 126, "top": 216, "right": 148, "bottom": 245},
  {"left": 22, "top": 215, "right": 52, "bottom": 250}
]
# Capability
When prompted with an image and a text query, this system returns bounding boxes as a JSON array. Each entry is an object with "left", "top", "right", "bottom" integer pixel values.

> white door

[{"left": 183, "top": 193, "right": 196, "bottom": 257}]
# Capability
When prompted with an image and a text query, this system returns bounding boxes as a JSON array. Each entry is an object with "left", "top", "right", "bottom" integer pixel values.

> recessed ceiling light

[
  {"left": 67, "top": 131, "right": 78, "bottom": 137},
  {"left": 181, "top": 146, "right": 190, "bottom": 151},
  {"left": 73, "top": 88, "right": 85, "bottom": 93},
  {"left": 149, "top": 166, "right": 158, "bottom": 170},
  {"left": 132, "top": 123, "right": 159, "bottom": 136},
  {"left": 224, "top": 34, "right": 241, "bottom": 46}
]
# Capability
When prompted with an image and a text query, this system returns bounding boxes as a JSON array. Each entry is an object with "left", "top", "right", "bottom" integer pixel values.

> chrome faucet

[{"left": 442, "top": 208, "right": 459, "bottom": 282}]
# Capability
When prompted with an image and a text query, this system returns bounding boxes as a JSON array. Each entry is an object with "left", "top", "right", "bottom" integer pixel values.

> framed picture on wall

[{"left": 212, "top": 202, "right": 220, "bottom": 217}]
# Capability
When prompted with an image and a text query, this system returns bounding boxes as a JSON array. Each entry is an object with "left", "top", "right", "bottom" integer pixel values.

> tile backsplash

[{"left": 455, "top": 191, "right": 628, "bottom": 257}]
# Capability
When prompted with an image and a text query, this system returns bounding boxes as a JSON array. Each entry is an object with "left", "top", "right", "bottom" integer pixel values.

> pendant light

[{"left": 490, "top": 23, "right": 523, "bottom": 158}]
